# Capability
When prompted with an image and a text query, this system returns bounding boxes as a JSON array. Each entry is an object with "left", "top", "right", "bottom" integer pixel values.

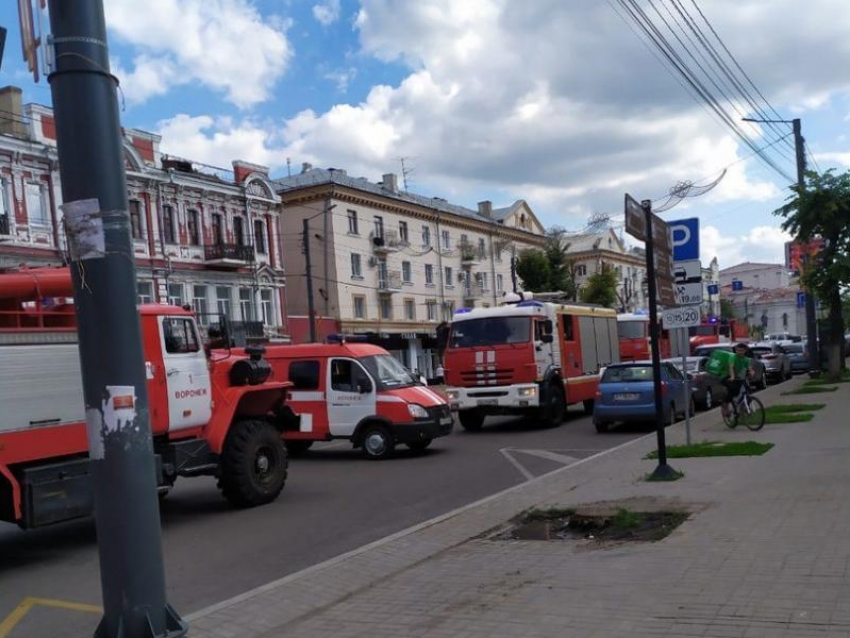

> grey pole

[
  {"left": 45, "top": 2, "right": 185, "bottom": 637},
  {"left": 681, "top": 328, "right": 692, "bottom": 446},
  {"left": 303, "top": 217, "right": 317, "bottom": 342},
  {"left": 793, "top": 118, "right": 820, "bottom": 375}
]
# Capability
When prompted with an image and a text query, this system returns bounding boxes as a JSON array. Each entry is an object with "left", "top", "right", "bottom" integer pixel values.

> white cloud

[
  {"left": 814, "top": 152, "right": 850, "bottom": 169},
  {"left": 313, "top": 0, "right": 342, "bottom": 26},
  {"left": 701, "top": 224, "right": 792, "bottom": 267},
  {"left": 323, "top": 67, "right": 358, "bottom": 92},
  {"left": 105, "top": 0, "right": 292, "bottom": 108}
]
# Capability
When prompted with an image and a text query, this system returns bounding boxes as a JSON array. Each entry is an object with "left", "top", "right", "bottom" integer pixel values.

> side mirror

[
  {"left": 543, "top": 319, "right": 554, "bottom": 333},
  {"left": 541, "top": 334, "right": 554, "bottom": 344},
  {"left": 357, "top": 379, "right": 373, "bottom": 394}
]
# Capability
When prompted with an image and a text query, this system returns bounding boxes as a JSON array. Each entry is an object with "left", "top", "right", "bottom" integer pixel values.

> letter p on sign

[{"left": 669, "top": 218, "right": 700, "bottom": 261}]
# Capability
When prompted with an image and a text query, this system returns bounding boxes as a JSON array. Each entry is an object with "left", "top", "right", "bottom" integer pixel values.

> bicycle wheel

[
  {"left": 722, "top": 404, "right": 737, "bottom": 429},
  {"left": 740, "top": 396, "right": 765, "bottom": 431}
]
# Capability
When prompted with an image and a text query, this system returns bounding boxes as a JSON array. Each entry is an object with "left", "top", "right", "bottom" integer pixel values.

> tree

[
  {"left": 720, "top": 298, "right": 736, "bottom": 319},
  {"left": 580, "top": 263, "right": 619, "bottom": 308},
  {"left": 514, "top": 227, "right": 577, "bottom": 298},
  {"left": 775, "top": 169, "right": 850, "bottom": 379}
]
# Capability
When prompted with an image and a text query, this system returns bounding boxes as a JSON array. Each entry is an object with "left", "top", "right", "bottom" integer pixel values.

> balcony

[
  {"left": 370, "top": 230, "right": 399, "bottom": 253},
  {"left": 460, "top": 243, "right": 479, "bottom": 265},
  {"left": 463, "top": 283, "right": 485, "bottom": 301},
  {"left": 377, "top": 269, "right": 403, "bottom": 293},
  {"left": 204, "top": 243, "right": 255, "bottom": 266}
]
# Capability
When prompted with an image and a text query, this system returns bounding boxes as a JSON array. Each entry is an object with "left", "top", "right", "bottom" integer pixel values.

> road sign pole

[
  {"left": 681, "top": 328, "right": 691, "bottom": 446},
  {"left": 45, "top": 2, "right": 186, "bottom": 637},
  {"left": 642, "top": 200, "right": 678, "bottom": 480}
]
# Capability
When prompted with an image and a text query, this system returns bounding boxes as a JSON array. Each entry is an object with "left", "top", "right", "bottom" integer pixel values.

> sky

[{"left": 2, "top": 0, "right": 849, "bottom": 271}]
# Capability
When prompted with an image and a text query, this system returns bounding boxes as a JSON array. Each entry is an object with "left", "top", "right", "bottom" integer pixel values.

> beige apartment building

[{"left": 275, "top": 166, "right": 545, "bottom": 377}]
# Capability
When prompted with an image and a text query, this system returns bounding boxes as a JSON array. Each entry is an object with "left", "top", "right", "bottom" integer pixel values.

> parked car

[
  {"left": 750, "top": 342, "right": 792, "bottom": 383},
  {"left": 782, "top": 342, "right": 809, "bottom": 374},
  {"left": 593, "top": 361, "right": 693, "bottom": 433},
  {"left": 692, "top": 343, "right": 768, "bottom": 390},
  {"left": 666, "top": 356, "right": 727, "bottom": 410},
  {"left": 765, "top": 332, "right": 802, "bottom": 343}
]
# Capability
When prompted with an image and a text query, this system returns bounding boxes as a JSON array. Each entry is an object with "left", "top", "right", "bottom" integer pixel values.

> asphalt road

[{"left": 0, "top": 408, "right": 647, "bottom": 637}]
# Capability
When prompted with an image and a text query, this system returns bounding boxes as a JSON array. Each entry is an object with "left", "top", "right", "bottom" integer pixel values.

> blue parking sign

[
  {"left": 732, "top": 280, "right": 743, "bottom": 291},
  {"left": 669, "top": 218, "right": 700, "bottom": 261},
  {"left": 797, "top": 292, "right": 806, "bottom": 308}
]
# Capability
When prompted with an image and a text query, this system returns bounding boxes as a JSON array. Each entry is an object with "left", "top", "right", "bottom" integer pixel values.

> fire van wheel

[
  {"left": 285, "top": 440, "right": 314, "bottom": 456},
  {"left": 218, "top": 420, "right": 289, "bottom": 508},
  {"left": 361, "top": 424, "right": 395, "bottom": 460},
  {"left": 459, "top": 410, "right": 485, "bottom": 432},
  {"left": 539, "top": 387, "right": 566, "bottom": 428}
]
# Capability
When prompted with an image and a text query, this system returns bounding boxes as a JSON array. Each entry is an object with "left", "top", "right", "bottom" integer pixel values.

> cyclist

[{"left": 721, "top": 342, "right": 754, "bottom": 418}]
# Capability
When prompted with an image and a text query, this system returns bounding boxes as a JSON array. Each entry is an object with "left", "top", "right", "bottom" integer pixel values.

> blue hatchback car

[{"left": 593, "top": 361, "right": 693, "bottom": 433}]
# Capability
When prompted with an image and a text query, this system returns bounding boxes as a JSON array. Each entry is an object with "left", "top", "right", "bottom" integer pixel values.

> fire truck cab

[
  {"left": 260, "top": 338, "right": 453, "bottom": 460},
  {"left": 617, "top": 312, "right": 672, "bottom": 361},
  {"left": 444, "top": 295, "right": 619, "bottom": 431}
]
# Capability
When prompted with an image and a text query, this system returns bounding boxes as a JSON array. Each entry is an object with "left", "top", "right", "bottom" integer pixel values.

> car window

[
  {"left": 289, "top": 360, "right": 320, "bottom": 390},
  {"left": 666, "top": 363, "right": 683, "bottom": 380},
  {"left": 601, "top": 366, "right": 652, "bottom": 383},
  {"left": 330, "top": 359, "right": 372, "bottom": 393}
]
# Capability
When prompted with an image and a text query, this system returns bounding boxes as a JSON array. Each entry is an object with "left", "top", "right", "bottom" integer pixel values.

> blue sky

[{"left": 2, "top": 1, "right": 849, "bottom": 269}]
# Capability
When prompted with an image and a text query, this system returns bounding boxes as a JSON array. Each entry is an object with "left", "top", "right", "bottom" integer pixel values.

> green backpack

[{"left": 705, "top": 349, "right": 735, "bottom": 378}]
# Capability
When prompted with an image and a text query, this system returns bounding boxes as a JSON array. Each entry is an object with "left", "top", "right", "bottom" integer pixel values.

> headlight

[
  {"left": 446, "top": 390, "right": 459, "bottom": 400},
  {"left": 518, "top": 387, "right": 538, "bottom": 398},
  {"left": 408, "top": 404, "right": 429, "bottom": 419}
]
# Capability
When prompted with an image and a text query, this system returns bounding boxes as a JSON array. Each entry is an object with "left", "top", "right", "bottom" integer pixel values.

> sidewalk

[{"left": 189, "top": 377, "right": 850, "bottom": 638}]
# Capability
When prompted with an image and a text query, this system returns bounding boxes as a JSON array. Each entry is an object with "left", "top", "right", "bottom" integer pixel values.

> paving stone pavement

[{"left": 189, "top": 377, "right": 850, "bottom": 637}]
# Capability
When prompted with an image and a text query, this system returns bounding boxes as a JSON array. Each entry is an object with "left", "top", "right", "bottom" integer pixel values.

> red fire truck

[
  {"left": 0, "top": 268, "right": 291, "bottom": 529},
  {"left": 616, "top": 312, "right": 672, "bottom": 361},
  {"left": 443, "top": 294, "right": 619, "bottom": 431},
  {"left": 689, "top": 317, "right": 749, "bottom": 352},
  {"left": 257, "top": 338, "right": 453, "bottom": 460}
]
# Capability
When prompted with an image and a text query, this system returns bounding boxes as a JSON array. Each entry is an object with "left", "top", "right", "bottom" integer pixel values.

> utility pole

[
  {"left": 303, "top": 218, "right": 317, "bottom": 342},
  {"left": 510, "top": 245, "right": 518, "bottom": 293},
  {"left": 45, "top": 2, "right": 185, "bottom": 637}
]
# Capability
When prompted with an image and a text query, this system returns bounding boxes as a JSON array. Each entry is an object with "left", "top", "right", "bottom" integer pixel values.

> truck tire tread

[{"left": 218, "top": 419, "right": 288, "bottom": 508}]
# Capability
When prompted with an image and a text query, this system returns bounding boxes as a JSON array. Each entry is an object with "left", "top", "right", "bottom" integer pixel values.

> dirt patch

[{"left": 493, "top": 500, "right": 691, "bottom": 544}]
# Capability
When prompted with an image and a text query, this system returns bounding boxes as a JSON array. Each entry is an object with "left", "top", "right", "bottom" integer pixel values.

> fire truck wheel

[
  {"left": 361, "top": 424, "right": 395, "bottom": 460},
  {"left": 459, "top": 411, "right": 485, "bottom": 432},
  {"left": 406, "top": 438, "right": 433, "bottom": 453},
  {"left": 582, "top": 399, "right": 595, "bottom": 415},
  {"left": 219, "top": 420, "right": 289, "bottom": 507},
  {"left": 285, "top": 440, "right": 314, "bottom": 456},
  {"left": 539, "top": 386, "right": 566, "bottom": 428}
]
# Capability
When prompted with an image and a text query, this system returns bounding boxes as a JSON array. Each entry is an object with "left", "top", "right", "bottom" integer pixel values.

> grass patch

[
  {"left": 611, "top": 508, "right": 643, "bottom": 531},
  {"left": 646, "top": 440, "right": 774, "bottom": 459},
  {"left": 783, "top": 386, "right": 839, "bottom": 395},
  {"left": 765, "top": 412, "right": 814, "bottom": 423},
  {"left": 521, "top": 507, "right": 575, "bottom": 523},
  {"left": 765, "top": 403, "right": 825, "bottom": 413}
]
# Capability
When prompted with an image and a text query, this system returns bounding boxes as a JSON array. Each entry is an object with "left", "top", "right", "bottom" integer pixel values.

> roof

[{"left": 273, "top": 167, "right": 537, "bottom": 233}]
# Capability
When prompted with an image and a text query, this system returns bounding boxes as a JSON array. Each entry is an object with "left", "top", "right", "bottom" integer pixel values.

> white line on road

[{"left": 499, "top": 448, "right": 535, "bottom": 481}]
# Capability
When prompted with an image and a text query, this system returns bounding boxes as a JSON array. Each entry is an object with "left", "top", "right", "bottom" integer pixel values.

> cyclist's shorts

[{"left": 724, "top": 379, "right": 744, "bottom": 401}]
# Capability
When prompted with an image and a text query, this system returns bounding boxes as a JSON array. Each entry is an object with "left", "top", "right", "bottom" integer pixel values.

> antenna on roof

[
  {"left": 286, "top": 157, "right": 291, "bottom": 177},
  {"left": 400, "top": 157, "right": 414, "bottom": 191}
]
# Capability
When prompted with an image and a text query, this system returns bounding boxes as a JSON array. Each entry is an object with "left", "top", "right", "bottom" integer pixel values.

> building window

[
  {"left": 576, "top": 264, "right": 587, "bottom": 277},
  {"left": 129, "top": 200, "right": 144, "bottom": 239},
  {"left": 404, "top": 299, "right": 416, "bottom": 320},
  {"left": 444, "top": 266, "right": 453, "bottom": 288},
  {"left": 379, "top": 297, "right": 392, "bottom": 320},
  {"left": 353, "top": 295, "right": 366, "bottom": 319},
  {"left": 478, "top": 238, "right": 486, "bottom": 259},
  {"left": 25, "top": 182, "right": 48, "bottom": 226},
  {"left": 351, "top": 253, "right": 362, "bottom": 278},
  {"left": 347, "top": 209, "right": 359, "bottom": 235},
  {"left": 441, "top": 229, "right": 450, "bottom": 251},
  {"left": 233, "top": 216, "right": 245, "bottom": 246},
  {"left": 0, "top": 181, "right": 9, "bottom": 234},
  {"left": 239, "top": 288, "right": 254, "bottom": 321},
  {"left": 481, "top": 272, "right": 489, "bottom": 291},
  {"left": 260, "top": 289, "right": 274, "bottom": 325},
  {"left": 187, "top": 209, "right": 200, "bottom": 246},
  {"left": 162, "top": 205, "right": 176, "bottom": 244},
  {"left": 496, "top": 273, "right": 504, "bottom": 292},
  {"left": 442, "top": 301, "right": 455, "bottom": 321},
  {"left": 192, "top": 285, "right": 208, "bottom": 323},
  {"left": 426, "top": 300, "right": 437, "bottom": 321},
  {"left": 373, "top": 215, "right": 384, "bottom": 239},
  {"left": 399, "top": 220, "right": 409, "bottom": 244},
  {"left": 168, "top": 283, "right": 183, "bottom": 307},
  {"left": 211, "top": 213, "right": 224, "bottom": 245},
  {"left": 216, "top": 286, "right": 232, "bottom": 319},
  {"left": 422, "top": 225, "right": 431, "bottom": 247},
  {"left": 254, "top": 219, "right": 266, "bottom": 254},
  {"left": 402, "top": 261, "right": 412, "bottom": 283},
  {"left": 425, "top": 264, "right": 434, "bottom": 285},
  {"left": 137, "top": 281, "right": 153, "bottom": 304}
]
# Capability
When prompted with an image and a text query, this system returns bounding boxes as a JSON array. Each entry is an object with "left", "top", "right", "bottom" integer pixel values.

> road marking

[
  {"left": 0, "top": 597, "right": 101, "bottom": 638},
  {"left": 498, "top": 449, "right": 535, "bottom": 481},
  {"left": 499, "top": 448, "right": 581, "bottom": 481}
]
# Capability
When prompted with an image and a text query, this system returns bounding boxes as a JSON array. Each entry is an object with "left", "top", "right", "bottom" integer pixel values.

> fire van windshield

[
  {"left": 448, "top": 317, "right": 530, "bottom": 348},
  {"left": 361, "top": 354, "right": 419, "bottom": 390}
]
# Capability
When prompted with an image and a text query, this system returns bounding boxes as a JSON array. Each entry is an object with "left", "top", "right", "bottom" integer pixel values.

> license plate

[
  {"left": 440, "top": 417, "right": 453, "bottom": 425},
  {"left": 614, "top": 393, "right": 639, "bottom": 401},
  {"left": 477, "top": 399, "right": 498, "bottom": 406}
]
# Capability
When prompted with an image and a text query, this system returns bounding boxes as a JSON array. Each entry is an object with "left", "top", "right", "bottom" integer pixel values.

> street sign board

[
  {"left": 732, "top": 280, "right": 743, "bottom": 291},
  {"left": 796, "top": 291, "right": 806, "bottom": 308},
  {"left": 661, "top": 305, "right": 701, "bottom": 329},
  {"left": 657, "top": 277, "right": 677, "bottom": 307},
  {"left": 654, "top": 249, "right": 674, "bottom": 279},
  {"left": 652, "top": 216, "right": 672, "bottom": 252},
  {"left": 669, "top": 218, "right": 700, "bottom": 261},
  {"left": 624, "top": 194, "right": 646, "bottom": 241},
  {"left": 672, "top": 259, "right": 701, "bottom": 284},
  {"left": 707, "top": 284, "right": 719, "bottom": 295},
  {"left": 675, "top": 282, "right": 703, "bottom": 306}
]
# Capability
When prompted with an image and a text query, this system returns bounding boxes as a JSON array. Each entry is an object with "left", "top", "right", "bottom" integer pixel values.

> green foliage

[
  {"left": 764, "top": 403, "right": 825, "bottom": 413},
  {"left": 514, "top": 227, "right": 577, "bottom": 298},
  {"left": 580, "top": 262, "right": 619, "bottom": 308},
  {"left": 782, "top": 386, "right": 839, "bottom": 395},
  {"left": 720, "top": 298, "right": 736, "bottom": 319},
  {"left": 515, "top": 249, "right": 551, "bottom": 292},
  {"left": 646, "top": 441, "right": 773, "bottom": 459},
  {"left": 611, "top": 508, "right": 643, "bottom": 530}
]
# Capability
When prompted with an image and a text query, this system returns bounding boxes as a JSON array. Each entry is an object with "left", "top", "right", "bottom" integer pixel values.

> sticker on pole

[
  {"left": 62, "top": 198, "right": 105, "bottom": 261},
  {"left": 661, "top": 306, "right": 701, "bottom": 329}
]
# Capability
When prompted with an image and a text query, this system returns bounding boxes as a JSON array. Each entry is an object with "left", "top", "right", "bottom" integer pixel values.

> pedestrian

[{"left": 436, "top": 363, "right": 445, "bottom": 385}]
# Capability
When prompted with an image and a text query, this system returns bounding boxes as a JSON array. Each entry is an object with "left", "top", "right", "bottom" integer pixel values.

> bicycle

[{"left": 722, "top": 380, "right": 765, "bottom": 431}]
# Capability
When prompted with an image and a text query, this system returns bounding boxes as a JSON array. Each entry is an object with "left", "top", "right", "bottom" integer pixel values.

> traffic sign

[
  {"left": 624, "top": 194, "right": 646, "bottom": 241},
  {"left": 675, "top": 282, "right": 703, "bottom": 306},
  {"left": 657, "top": 277, "right": 677, "bottom": 307},
  {"left": 672, "top": 259, "right": 701, "bottom": 284},
  {"left": 797, "top": 291, "right": 806, "bottom": 308},
  {"left": 654, "top": 249, "right": 674, "bottom": 279},
  {"left": 707, "top": 284, "right": 719, "bottom": 295},
  {"left": 661, "top": 305, "right": 701, "bottom": 329},
  {"left": 732, "top": 280, "right": 743, "bottom": 291},
  {"left": 652, "top": 216, "right": 672, "bottom": 252},
  {"left": 669, "top": 218, "right": 700, "bottom": 261}
]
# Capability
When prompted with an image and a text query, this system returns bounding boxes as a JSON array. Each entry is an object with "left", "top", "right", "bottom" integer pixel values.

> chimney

[
  {"left": 478, "top": 200, "right": 493, "bottom": 218},
  {"left": 382, "top": 173, "right": 398, "bottom": 193},
  {"left": 301, "top": 162, "right": 313, "bottom": 174},
  {"left": 0, "top": 87, "right": 28, "bottom": 138}
]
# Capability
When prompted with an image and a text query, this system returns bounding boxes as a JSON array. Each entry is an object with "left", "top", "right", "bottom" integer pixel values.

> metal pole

[
  {"left": 45, "top": 2, "right": 185, "bottom": 637},
  {"left": 303, "top": 217, "right": 317, "bottom": 342},
  {"left": 681, "top": 328, "right": 691, "bottom": 446},
  {"left": 642, "top": 200, "right": 678, "bottom": 480},
  {"left": 510, "top": 244, "right": 518, "bottom": 293},
  {"left": 793, "top": 118, "right": 820, "bottom": 374}
]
